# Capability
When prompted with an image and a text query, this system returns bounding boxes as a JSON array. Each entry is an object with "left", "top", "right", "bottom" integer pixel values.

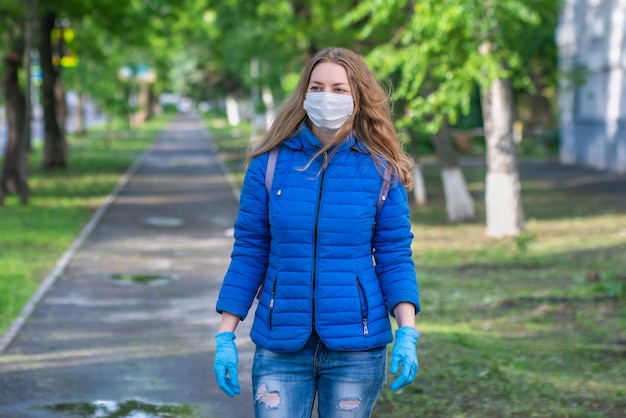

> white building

[{"left": 557, "top": 0, "right": 626, "bottom": 174}]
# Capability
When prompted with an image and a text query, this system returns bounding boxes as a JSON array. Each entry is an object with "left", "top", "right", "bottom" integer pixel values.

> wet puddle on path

[
  {"left": 142, "top": 216, "right": 185, "bottom": 227},
  {"left": 43, "top": 399, "right": 211, "bottom": 417},
  {"left": 105, "top": 273, "right": 179, "bottom": 286}
]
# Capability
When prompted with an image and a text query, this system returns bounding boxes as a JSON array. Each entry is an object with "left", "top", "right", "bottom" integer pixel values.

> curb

[{"left": 0, "top": 146, "right": 151, "bottom": 355}]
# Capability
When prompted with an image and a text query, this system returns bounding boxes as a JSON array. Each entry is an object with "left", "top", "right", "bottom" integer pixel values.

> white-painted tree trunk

[
  {"left": 485, "top": 171, "right": 524, "bottom": 237},
  {"left": 412, "top": 165, "right": 427, "bottom": 206},
  {"left": 430, "top": 122, "right": 475, "bottom": 222},
  {"left": 441, "top": 167, "right": 475, "bottom": 222},
  {"left": 262, "top": 86, "right": 276, "bottom": 130},
  {"left": 481, "top": 74, "right": 525, "bottom": 238},
  {"left": 225, "top": 93, "right": 240, "bottom": 126}
]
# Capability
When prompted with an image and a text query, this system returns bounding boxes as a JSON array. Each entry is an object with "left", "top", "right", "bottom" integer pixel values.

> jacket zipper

[
  {"left": 311, "top": 153, "right": 327, "bottom": 329},
  {"left": 269, "top": 278, "right": 277, "bottom": 330},
  {"left": 356, "top": 277, "right": 369, "bottom": 336}
]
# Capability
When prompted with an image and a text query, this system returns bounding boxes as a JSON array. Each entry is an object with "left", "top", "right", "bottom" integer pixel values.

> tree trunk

[
  {"left": 412, "top": 165, "right": 427, "bottom": 206},
  {"left": 22, "top": 4, "right": 33, "bottom": 158},
  {"left": 75, "top": 92, "right": 85, "bottom": 135},
  {"left": 225, "top": 93, "right": 240, "bottom": 127},
  {"left": 481, "top": 76, "right": 525, "bottom": 237},
  {"left": 0, "top": 38, "right": 29, "bottom": 205},
  {"left": 55, "top": 76, "right": 67, "bottom": 131},
  {"left": 262, "top": 86, "right": 276, "bottom": 130},
  {"left": 431, "top": 121, "right": 475, "bottom": 222},
  {"left": 135, "top": 82, "right": 150, "bottom": 126},
  {"left": 40, "top": 9, "right": 67, "bottom": 169},
  {"left": 147, "top": 86, "right": 156, "bottom": 120}
]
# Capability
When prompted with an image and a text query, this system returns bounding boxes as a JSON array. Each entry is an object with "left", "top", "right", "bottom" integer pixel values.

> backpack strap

[
  {"left": 377, "top": 167, "right": 391, "bottom": 212},
  {"left": 372, "top": 167, "right": 392, "bottom": 239},
  {"left": 257, "top": 146, "right": 279, "bottom": 301},
  {"left": 265, "top": 146, "right": 279, "bottom": 195}
]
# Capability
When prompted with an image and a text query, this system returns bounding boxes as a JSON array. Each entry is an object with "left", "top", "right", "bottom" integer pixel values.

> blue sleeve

[
  {"left": 216, "top": 153, "right": 270, "bottom": 320},
  {"left": 372, "top": 181, "right": 421, "bottom": 315}
]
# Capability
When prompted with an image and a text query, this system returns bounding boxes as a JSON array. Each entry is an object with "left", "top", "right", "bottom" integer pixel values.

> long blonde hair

[{"left": 246, "top": 47, "right": 414, "bottom": 189}]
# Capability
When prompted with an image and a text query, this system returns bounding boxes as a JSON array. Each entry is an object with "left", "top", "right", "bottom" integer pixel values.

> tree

[
  {"left": 39, "top": 5, "right": 67, "bottom": 168},
  {"left": 432, "top": 119, "right": 475, "bottom": 222},
  {"left": 182, "top": 0, "right": 365, "bottom": 125},
  {"left": 38, "top": 0, "right": 137, "bottom": 165},
  {"left": 1, "top": 0, "right": 200, "bottom": 197},
  {"left": 344, "top": 0, "right": 559, "bottom": 237},
  {"left": 0, "top": 1, "right": 29, "bottom": 205},
  {"left": 343, "top": 1, "right": 478, "bottom": 223}
]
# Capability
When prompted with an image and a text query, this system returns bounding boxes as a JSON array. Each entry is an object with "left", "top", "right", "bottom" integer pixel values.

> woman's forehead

[{"left": 309, "top": 62, "right": 349, "bottom": 84}]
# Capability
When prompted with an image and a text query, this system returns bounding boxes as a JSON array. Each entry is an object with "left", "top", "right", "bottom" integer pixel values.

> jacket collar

[{"left": 283, "top": 124, "right": 368, "bottom": 155}]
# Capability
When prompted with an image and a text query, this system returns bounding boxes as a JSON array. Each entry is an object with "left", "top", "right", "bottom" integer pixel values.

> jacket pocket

[{"left": 356, "top": 277, "right": 369, "bottom": 336}]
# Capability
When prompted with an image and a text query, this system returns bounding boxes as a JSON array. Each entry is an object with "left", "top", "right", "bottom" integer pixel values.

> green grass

[
  {"left": 0, "top": 115, "right": 173, "bottom": 335},
  {"left": 205, "top": 113, "right": 626, "bottom": 418},
  {"left": 205, "top": 115, "right": 252, "bottom": 185}
]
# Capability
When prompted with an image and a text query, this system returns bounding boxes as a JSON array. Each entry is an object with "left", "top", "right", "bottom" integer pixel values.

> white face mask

[{"left": 303, "top": 92, "right": 354, "bottom": 134}]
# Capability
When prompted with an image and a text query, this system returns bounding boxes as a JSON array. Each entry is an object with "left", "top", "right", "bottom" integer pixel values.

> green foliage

[
  {"left": 56, "top": 0, "right": 197, "bottom": 120},
  {"left": 153, "top": 0, "right": 394, "bottom": 107},
  {"left": 0, "top": 115, "right": 172, "bottom": 335},
  {"left": 342, "top": 0, "right": 560, "bottom": 135},
  {"left": 5, "top": 0, "right": 559, "bottom": 147},
  {"left": 591, "top": 272, "right": 626, "bottom": 300},
  {"left": 0, "top": 0, "right": 26, "bottom": 84},
  {"left": 512, "top": 231, "right": 537, "bottom": 253}
]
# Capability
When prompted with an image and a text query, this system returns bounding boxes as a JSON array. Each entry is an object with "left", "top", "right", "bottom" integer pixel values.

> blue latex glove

[
  {"left": 214, "top": 332, "right": 241, "bottom": 397},
  {"left": 389, "top": 326, "right": 420, "bottom": 391}
]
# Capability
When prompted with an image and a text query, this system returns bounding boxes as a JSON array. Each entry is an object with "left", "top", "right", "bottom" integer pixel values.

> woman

[{"left": 214, "top": 47, "right": 421, "bottom": 418}]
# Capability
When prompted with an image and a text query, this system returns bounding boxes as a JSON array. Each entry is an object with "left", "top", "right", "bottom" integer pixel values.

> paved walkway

[
  {"left": 0, "top": 114, "right": 254, "bottom": 417},
  {"left": 516, "top": 158, "right": 626, "bottom": 208},
  {"left": 420, "top": 156, "right": 626, "bottom": 208},
  {"left": 0, "top": 113, "right": 624, "bottom": 418}
]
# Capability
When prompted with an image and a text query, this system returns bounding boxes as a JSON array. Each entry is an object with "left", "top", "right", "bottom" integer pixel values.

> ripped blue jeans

[{"left": 252, "top": 332, "right": 387, "bottom": 418}]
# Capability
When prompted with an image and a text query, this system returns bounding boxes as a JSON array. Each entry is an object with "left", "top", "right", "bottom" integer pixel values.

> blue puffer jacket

[{"left": 216, "top": 125, "right": 420, "bottom": 352}]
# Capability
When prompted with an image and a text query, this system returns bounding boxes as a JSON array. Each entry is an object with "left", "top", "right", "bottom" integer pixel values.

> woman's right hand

[{"left": 214, "top": 332, "right": 241, "bottom": 397}]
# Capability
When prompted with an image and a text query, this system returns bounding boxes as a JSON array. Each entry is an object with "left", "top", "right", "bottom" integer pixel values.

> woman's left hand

[{"left": 389, "top": 326, "right": 420, "bottom": 390}]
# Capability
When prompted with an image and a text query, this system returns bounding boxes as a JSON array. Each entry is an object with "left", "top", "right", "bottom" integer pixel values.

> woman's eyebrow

[{"left": 309, "top": 80, "right": 349, "bottom": 87}]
